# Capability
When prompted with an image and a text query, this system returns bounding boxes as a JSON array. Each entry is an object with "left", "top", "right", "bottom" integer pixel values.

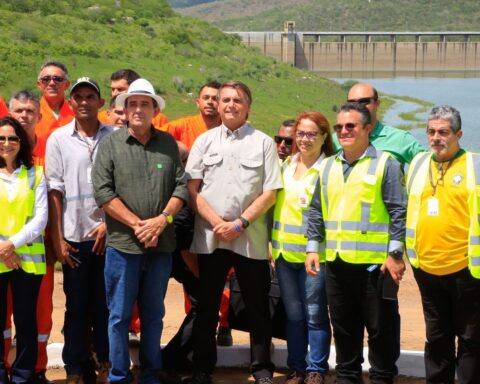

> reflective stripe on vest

[
  {"left": 0, "top": 166, "right": 46, "bottom": 275},
  {"left": 38, "top": 333, "right": 49, "bottom": 343},
  {"left": 406, "top": 152, "right": 480, "bottom": 278},
  {"left": 272, "top": 157, "right": 324, "bottom": 263},
  {"left": 3, "top": 328, "right": 12, "bottom": 339},
  {"left": 322, "top": 150, "right": 391, "bottom": 264}
]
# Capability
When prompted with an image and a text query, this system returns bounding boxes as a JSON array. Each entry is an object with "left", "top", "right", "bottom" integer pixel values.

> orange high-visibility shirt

[
  {"left": 33, "top": 97, "right": 74, "bottom": 166},
  {"left": 0, "top": 96, "right": 8, "bottom": 118},
  {"left": 161, "top": 114, "right": 211, "bottom": 150},
  {"left": 97, "top": 109, "right": 169, "bottom": 129}
]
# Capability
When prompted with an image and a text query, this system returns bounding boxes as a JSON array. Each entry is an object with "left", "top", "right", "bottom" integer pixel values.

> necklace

[{"left": 428, "top": 159, "right": 453, "bottom": 196}]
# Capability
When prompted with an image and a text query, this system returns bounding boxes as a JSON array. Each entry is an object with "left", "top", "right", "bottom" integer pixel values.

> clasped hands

[
  {"left": 134, "top": 215, "right": 168, "bottom": 248},
  {"left": 213, "top": 219, "right": 243, "bottom": 242}
]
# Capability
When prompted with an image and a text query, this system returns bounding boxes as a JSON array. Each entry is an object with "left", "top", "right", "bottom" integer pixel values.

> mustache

[{"left": 431, "top": 140, "right": 446, "bottom": 147}]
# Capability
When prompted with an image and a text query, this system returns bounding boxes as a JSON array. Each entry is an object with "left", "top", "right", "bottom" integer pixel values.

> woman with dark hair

[
  {"left": 271, "top": 111, "right": 334, "bottom": 384},
  {"left": 0, "top": 116, "right": 48, "bottom": 383}
]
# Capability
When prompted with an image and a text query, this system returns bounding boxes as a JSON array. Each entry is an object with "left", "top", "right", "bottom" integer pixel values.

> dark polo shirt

[{"left": 92, "top": 127, "right": 188, "bottom": 254}]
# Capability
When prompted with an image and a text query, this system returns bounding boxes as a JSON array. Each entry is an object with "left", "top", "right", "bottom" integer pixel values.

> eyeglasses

[
  {"left": 0, "top": 135, "right": 20, "bottom": 144},
  {"left": 347, "top": 97, "right": 376, "bottom": 105},
  {"left": 333, "top": 123, "right": 358, "bottom": 132},
  {"left": 39, "top": 76, "right": 65, "bottom": 85},
  {"left": 296, "top": 131, "right": 319, "bottom": 140},
  {"left": 274, "top": 135, "right": 293, "bottom": 146}
]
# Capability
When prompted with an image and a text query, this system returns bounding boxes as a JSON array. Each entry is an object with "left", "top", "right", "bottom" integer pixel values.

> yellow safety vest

[
  {"left": 319, "top": 151, "right": 391, "bottom": 264},
  {"left": 272, "top": 155, "right": 326, "bottom": 263},
  {"left": 406, "top": 151, "right": 480, "bottom": 278},
  {"left": 0, "top": 166, "right": 46, "bottom": 275}
]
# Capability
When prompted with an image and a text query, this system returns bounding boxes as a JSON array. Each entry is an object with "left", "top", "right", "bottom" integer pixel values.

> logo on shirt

[{"left": 451, "top": 173, "right": 463, "bottom": 185}]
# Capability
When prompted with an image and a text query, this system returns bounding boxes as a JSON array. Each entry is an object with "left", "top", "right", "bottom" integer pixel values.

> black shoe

[
  {"left": 34, "top": 371, "right": 53, "bottom": 384},
  {"left": 159, "top": 370, "right": 182, "bottom": 384},
  {"left": 216, "top": 326, "right": 233, "bottom": 347},
  {"left": 182, "top": 372, "right": 212, "bottom": 384}
]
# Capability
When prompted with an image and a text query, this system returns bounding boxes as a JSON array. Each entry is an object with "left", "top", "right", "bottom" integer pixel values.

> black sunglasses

[
  {"left": 274, "top": 135, "right": 293, "bottom": 146},
  {"left": 333, "top": 123, "right": 357, "bottom": 132},
  {"left": 347, "top": 97, "right": 376, "bottom": 105},
  {"left": 40, "top": 76, "right": 65, "bottom": 85},
  {"left": 0, "top": 135, "right": 21, "bottom": 144}
]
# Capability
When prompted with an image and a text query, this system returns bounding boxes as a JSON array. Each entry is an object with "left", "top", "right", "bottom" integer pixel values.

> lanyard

[
  {"left": 75, "top": 125, "right": 100, "bottom": 163},
  {"left": 428, "top": 159, "right": 453, "bottom": 196}
]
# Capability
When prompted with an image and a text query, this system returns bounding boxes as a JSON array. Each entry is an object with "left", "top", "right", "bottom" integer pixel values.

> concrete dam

[{"left": 228, "top": 31, "right": 480, "bottom": 76}]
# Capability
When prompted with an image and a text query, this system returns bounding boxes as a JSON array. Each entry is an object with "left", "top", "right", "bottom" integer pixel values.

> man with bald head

[{"left": 333, "top": 82, "right": 423, "bottom": 165}]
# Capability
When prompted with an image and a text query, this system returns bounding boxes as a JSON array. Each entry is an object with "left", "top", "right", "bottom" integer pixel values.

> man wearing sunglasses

[
  {"left": 274, "top": 119, "right": 295, "bottom": 161},
  {"left": 333, "top": 82, "right": 423, "bottom": 166},
  {"left": 34, "top": 61, "right": 74, "bottom": 167},
  {"left": 306, "top": 102, "right": 406, "bottom": 384}
]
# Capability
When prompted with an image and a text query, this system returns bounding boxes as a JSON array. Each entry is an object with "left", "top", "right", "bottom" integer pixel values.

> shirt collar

[
  {"left": 337, "top": 144, "right": 377, "bottom": 164},
  {"left": 370, "top": 121, "right": 385, "bottom": 138},
  {"left": 221, "top": 122, "right": 250, "bottom": 139},
  {"left": 68, "top": 120, "right": 111, "bottom": 137},
  {"left": 125, "top": 125, "right": 159, "bottom": 143},
  {"left": 289, "top": 152, "right": 325, "bottom": 171}
]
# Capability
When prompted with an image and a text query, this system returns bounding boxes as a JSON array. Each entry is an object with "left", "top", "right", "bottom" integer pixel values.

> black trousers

[
  {"left": 413, "top": 267, "right": 480, "bottom": 384},
  {"left": 0, "top": 269, "right": 42, "bottom": 384},
  {"left": 192, "top": 249, "right": 274, "bottom": 379},
  {"left": 326, "top": 258, "right": 394, "bottom": 384}
]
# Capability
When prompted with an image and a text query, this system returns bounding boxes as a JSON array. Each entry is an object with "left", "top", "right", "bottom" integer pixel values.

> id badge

[
  {"left": 298, "top": 191, "right": 309, "bottom": 208},
  {"left": 427, "top": 196, "right": 439, "bottom": 216},
  {"left": 87, "top": 166, "right": 92, "bottom": 184}
]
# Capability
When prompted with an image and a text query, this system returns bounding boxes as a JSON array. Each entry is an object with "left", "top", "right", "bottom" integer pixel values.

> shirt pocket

[
  {"left": 239, "top": 156, "right": 263, "bottom": 189},
  {"left": 202, "top": 154, "right": 223, "bottom": 183}
]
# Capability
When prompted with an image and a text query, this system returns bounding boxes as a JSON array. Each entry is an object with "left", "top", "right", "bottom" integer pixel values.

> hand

[
  {"left": 305, "top": 252, "right": 320, "bottom": 276},
  {"left": 180, "top": 250, "right": 199, "bottom": 278},
  {"left": 213, "top": 221, "right": 242, "bottom": 242},
  {"left": 381, "top": 255, "right": 406, "bottom": 285},
  {"left": 89, "top": 223, "right": 107, "bottom": 255},
  {"left": 53, "top": 237, "right": 80, "bottom": 268},
  {"left": 135, "top": 216, "right": 167, "bottom": 246},
  {"left": 3, "top": 252, "right": 21, "bottom": 270},
  {"left": 0, "top": 240, "right": 15, "bottom": 261}
]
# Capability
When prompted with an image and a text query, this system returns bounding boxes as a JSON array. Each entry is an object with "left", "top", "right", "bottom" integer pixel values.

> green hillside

[
  {"left": 176, "top": 0, "right": 480, "bottom": 32},
  {"left": 0, "top": 0, "right": 347, "bottom": 135}
]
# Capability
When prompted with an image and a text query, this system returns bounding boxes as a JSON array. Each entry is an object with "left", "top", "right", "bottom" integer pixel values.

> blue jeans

[
  {"left": 276, "top": 256, "right": 331, "bottom": 373},
  {"left": 104, "top": 247, "right": 172, "bottom": 384},
  {"left": 62, "top": 241, "right": 109, "bottom": 375}
]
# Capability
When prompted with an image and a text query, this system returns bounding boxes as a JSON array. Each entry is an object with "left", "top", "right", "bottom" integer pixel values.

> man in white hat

[{"left": 92, "top": 79, "right": 188, "bottom": 384}]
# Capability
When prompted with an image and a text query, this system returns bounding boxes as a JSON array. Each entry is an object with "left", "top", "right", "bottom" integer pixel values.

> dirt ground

[{"left": 42, "top": 263, "right": 427, "bottom": 383}]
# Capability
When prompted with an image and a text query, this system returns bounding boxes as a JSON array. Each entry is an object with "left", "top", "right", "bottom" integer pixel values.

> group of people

[{"left": 0, "top": 59, "right": 478, "bottom": 384}]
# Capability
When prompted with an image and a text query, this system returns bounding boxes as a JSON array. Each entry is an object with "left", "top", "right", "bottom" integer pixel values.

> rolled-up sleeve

[
  {"left": 306, "top": 178, "right": 326, "bottom": 253},
  {"left": 262, "top": 139, "right": 283, "bottom": 192},
  {"left": 171, "top": 146, "right": 189, "bottom": 203},
  {"left": 45, "top": 134, "right": 65, "bottom": 194},
  {"left": 382, "top": 157, "right": 407, "bottom": 250},
  {"left": 185, "top": 136, "right": 205, "bottom": 180},
  {"left": 92, "top": 138, "right": 118, "bottom": 208}
]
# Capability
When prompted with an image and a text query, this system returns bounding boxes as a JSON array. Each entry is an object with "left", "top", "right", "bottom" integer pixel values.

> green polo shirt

[
  {"left": 92, "top": 127, "right": 188, "bottom": 254},
  {"left": 333, "top": 120, "right": 424, "bottom": 165}
]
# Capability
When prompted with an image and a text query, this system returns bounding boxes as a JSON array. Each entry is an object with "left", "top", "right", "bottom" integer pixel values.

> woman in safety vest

[
  {"left": 271, "top": 111, "right": 335, "bottom": 384},
  {"left": 0, "top": 117, "right": 48, "bottom": 383}
]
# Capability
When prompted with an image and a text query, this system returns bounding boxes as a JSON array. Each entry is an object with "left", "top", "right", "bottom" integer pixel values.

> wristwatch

[
  {"left": 161, "top": 211, "right": 174, "bottom": 224},
  {"left": 389, "top": 249, "right": 403, "bottom": 261},
  {"left": 239, "top": 216, "right": 250, "bottom": 229}
]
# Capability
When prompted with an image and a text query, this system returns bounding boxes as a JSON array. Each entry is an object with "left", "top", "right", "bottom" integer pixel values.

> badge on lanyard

[
  {"left": 427, "top": 196, "right": 439, "bottom": 216},
  {"left": 87, "top": 166, "right": 92, "bottom": 184}
]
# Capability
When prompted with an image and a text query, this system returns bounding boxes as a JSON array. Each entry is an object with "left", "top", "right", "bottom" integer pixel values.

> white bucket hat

[{"left": 116, "top": 78, "right": 166, "bottom": 111}]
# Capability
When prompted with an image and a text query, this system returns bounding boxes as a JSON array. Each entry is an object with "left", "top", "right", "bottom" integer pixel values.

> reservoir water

[{"left": 334, "top": 77, "right": 480, "bottom": 152}]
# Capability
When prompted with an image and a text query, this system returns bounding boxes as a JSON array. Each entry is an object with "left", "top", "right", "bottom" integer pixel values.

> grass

[{"left": 0, "top": 1, "right": 348, "bottom": 136}]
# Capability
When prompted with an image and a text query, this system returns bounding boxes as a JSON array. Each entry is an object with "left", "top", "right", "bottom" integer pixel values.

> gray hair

[
  {"left": 38, "top": 60, "right": 69, "bottom": 79},
  {"left": 428, "top": 105, "right": 462, "bottom": 132},
  {"left": 9, "top": 90, "right": 40, "bottom": 110}
]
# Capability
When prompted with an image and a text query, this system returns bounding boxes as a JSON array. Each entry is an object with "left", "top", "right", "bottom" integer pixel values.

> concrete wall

[{"left": 232, "top": 32, "right": 480, "bottom": 75}]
